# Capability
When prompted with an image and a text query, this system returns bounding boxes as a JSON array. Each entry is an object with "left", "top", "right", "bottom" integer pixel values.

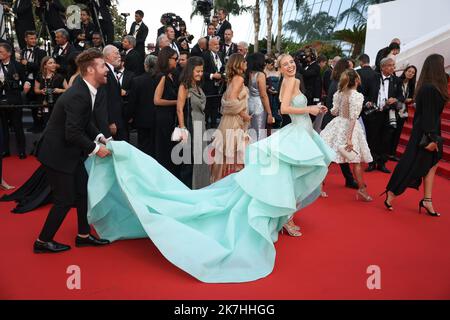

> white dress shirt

[{"left": 83, "top": 79, "right": 107, "bottom": 156}]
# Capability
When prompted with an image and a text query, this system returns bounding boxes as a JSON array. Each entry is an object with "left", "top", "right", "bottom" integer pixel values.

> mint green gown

[{"left": 86, "top": 93, "right": 335, "bottom": 283}]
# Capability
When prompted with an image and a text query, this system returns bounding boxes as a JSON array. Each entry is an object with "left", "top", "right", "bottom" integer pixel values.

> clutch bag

[{"left": 338, "top": 145, "right": 359, "bottom": 162}]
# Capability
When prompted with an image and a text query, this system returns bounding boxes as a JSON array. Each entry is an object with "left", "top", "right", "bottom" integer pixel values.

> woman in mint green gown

[{"left": 86, "top": 54, "right": 335, "bottom": 283}]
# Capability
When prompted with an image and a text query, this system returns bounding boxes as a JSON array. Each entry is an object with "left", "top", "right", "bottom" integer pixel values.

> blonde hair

[
  {"left": 277, "top": 54, "right": 293, "bottom": 73},
  {"left": 226, "top": 53, "right": 246, "bottom": 83},
  {"left": 338, "top": 69, "right": 361, "bottom": 92}
]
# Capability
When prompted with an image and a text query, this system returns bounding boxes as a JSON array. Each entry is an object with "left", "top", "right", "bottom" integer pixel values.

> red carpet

[{"left": 1, "top": 156, "right": 449, "bottom": 300}]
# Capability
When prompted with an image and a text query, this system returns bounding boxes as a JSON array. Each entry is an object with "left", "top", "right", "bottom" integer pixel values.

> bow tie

[
  {"left": 26, "top": 48, "right": 33, "bottom": 52},
  {"left": 114, "top": 69, "right": 122, "bottom": 74},
  {"left": 383, "top": 76, "right": 391, "bottom": 81}
]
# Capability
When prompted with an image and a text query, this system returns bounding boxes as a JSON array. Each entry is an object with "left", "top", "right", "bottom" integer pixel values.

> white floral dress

[{"left": 320, "top": 90, "right": 373, "bottom": 164}]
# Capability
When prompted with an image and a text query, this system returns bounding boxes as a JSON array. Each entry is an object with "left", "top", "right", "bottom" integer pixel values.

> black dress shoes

[
  {"left": 345, "top": 180, "right": 359, "bottom": 189},
  {"left": 34, "top": 240, "right": 71, "bottom": 254},
  {"left": 365, "top": 163, "right": 376, "bottom": 172},
  {"left": 19, "top": 153, "right": 27, "bottom": 160},
  {"left": 377, "top": 164, "right": 391, "bottom": 174},
  {"left": 75, "top": 234, "right": 111, "bottom": 247}
]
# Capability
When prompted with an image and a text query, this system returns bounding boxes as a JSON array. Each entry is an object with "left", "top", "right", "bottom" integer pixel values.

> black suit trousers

[
  {"left": 0, "top": 106, "right": 26, "bottom": 154},
  {"left": 363, "top": 110, "right": 392, "bottom": 165},
  {"left": 100, "top": 19, "right": 114, "bottom": 44},
  {"left": 205, "top": 96, "right": 221, "bottom": 129},
  {"left": 39, "top": 163, "right": 91, "bottom": 242}
]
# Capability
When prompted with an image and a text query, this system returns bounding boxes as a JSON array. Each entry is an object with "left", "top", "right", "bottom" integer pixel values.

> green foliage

[
  {"left": 337, "top": 0, "right": 395, "bottom": 25},
  {"left": 191, "top": 0, "right": 252, "bottom": 19},
  {"left": 284, "top": 2, "right": 336, "bottom": 43},
  {"left": 333, "top": 24, "right": 367, "bottom": 58}
]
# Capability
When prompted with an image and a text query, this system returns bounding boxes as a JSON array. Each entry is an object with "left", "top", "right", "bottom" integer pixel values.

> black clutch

[{"left": 419, "top": 133, "right": 443, "bottom": 149}]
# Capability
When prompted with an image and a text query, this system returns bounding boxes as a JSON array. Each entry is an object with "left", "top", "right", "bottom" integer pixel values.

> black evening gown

[
  {"left": 386, "top": 84, "right": 446, "bottom": 195},
  {"left": 153, "top": 73, "right": 179, "bottom": 177}
]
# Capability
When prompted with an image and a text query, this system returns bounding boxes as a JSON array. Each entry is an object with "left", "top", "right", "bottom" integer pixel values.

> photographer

[
  {"left": 72, "top": 8, "right": 98, "bottom": 50},
  {"left": 128, "top": 10, "right": 148, "bottom": 60},
  {"left": 0, "top": 43, "right": 29, "bottom": 159},
  {"left": 363, "top": 57, "right": 404, "bottom": 173},
  {"left": 21, "top": 31, "right": 47, "bottom": 133},
  {"left": 9, "top": 0, "right": 36, "bottom": 50},
  {"left": 35, "top": 0, "right": 66, "bottom": 42},
  {"left": 122, "top": 35, "right": 144, "bottom": 76},
  {"left": 52, "top": 28, "right": 78, "bottom": 80},
  {"left": 34, "top": 56, "right": 68, "bottom": 126},
  {"left": 165, "top": 25, "right": 180, "bottom": 56},
  {"left": 202, "top": 37, "right": 225, "bottom": 129},
  {"left": 295, "top": 48, "right": 322, "bottom": 107},
  {"left": 216, "top": 8, "right": 232, "bottom": 44},
  {"left": 220, "top": 29, "right": 238, "bottom": 64}
]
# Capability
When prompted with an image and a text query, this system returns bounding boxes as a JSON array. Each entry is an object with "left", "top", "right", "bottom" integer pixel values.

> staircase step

[
  {"left": 396, "top": 145, "right": 450, "bottom": 179},
  {"left": 400, "top": 132, "right": 450, "bottom": 148}
]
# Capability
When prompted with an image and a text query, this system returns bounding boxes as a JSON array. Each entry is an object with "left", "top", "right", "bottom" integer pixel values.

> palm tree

[
  {"left": 284, "top": 3, "right": 336, "bottom": 43},
  {"left": 253, "top": 0, "right": 261, "bottom": 53},
  {"left": 276, "top": 0, "right": 304, "bottom": 52},
  {"left": 337, "top": 0, "right": 395, "bottom": 25},
  {"left": 266, "top": 0, "right": 273, "bottom": 55},
  {"left": 333, "top": 24, "right": 367, "bottom": 58},
  {"left": 191, "top": 0, "right": 252, "bottom": 19}
]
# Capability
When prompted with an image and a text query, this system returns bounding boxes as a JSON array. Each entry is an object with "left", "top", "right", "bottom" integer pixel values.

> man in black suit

[
  {"left": 375, "top": 38, "right": 400, "bottom": 73},
  {"left": 8, "top": 0, "right": 35, "bottom": 50},
  {"left": 117, "top": 53, "right": 135, "bottom": 104},
  {"left": 357, "top": 54, "right": 378, "bottom": 111},
  {"left": 52, "top": 29, "right": 78, "bottom": 80},
  {"left": 122, "top": 36, "right": 144, "bottom": 76},
  {"left": 297, "top": 49, "right": 322, "bottom": 107},
  {"left": 35, "top": 0, "right": 66, "bottom": 42},
  {"left": 0, "top": 43, "right": 29, "bottom": 159},
  {"left": 220, "top": 29, "right": 238, "bottom": 64},
  {"left": 128, "top": 55, "right": 158, "bottom": 156},
  {"left": 20, "top": 31, "right": 47, "bottom": 133},
  {"left": 102, "top": 45, "right": 128, "bottom": 141},
  {"left": 216, "top": 8, "right": 232, "bottom": 44},
  {"left": 363, "top": 57, "right": 404, "bottom": 173},
  {"left": 322, "top": 56, "right": 340, "bottom": 97},
  {"left": 203, "top": 37, "right": 225, "bottom": 129},
  {"left": 191, "top": 37, "right": 207, "bottom": 58},
  {"left": 165, "top": 26, "right": 180, "bottom": 56},
  {"left": 128, "top": 10, "right": 148, "bottom": 60},
  {"left": 34, "top": 49, "right": 111, "bottom": 254}
]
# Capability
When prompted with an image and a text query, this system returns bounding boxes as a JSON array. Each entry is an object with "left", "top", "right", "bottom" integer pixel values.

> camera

[
  {"left": 177, "top": 35, "right": 195, "bottom": 45},
  {"left": 161, "top": 13, "right": 185, "bottom": 31},
  {"left": 294, "top": 47, "right": 317, "bottom": 69},
  {"left": 44, "top": 88, "right": 55, "bottom": 106},
  {"left": 120, "top": 13, "right": 130, "bottom": 18},
  {"left": 195, "top": 0, "right": 213, "bottom": 17}
]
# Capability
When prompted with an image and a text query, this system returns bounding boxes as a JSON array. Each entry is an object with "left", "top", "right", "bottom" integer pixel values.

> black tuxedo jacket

[
  {"left": 124, "top": 49, "right": 144, "bottom": 76},
  {"left": 127, "top": 72, "right": 158, "bottom": 128},
  {"left": 104, "top": 64, "right": 125, "bottom": 128},
  {"left": 13, "top": 0, "right": 35, "bottom": 32},
  {"left": 322, "top": 67, "right": 332, "bottom": 95},
  {"left": 299, "top": 61, "right": 322, "bottom": 103},
  {"left": 72, "top": 22, "right": 98, "bottom": 48},
  {"left": 220, "top": 42, "right": 238, "bottom": 61},
  {"left": 21, "top": 46, "right": 47, "bottom": 80},
  {"left": 373, "top": 73, "right": 405, "bottom": 109},
  {"left": 95, "top": 0, "right": 113, "bottom": 22},
  {"left": 190, "top": 44, "right": 205, "bottom": 58},
  {"left": 37, "top": 77, "right": 101, "bottom": 174},
  {"left": 52, "top": 43, "right": 78, "bottom": 79},
  {"left": 357, "top": 66, "right": 379, "bottom": 106},
  {"left": 129, "top": 22, "right": 149, "bottom": 58},
  {"left": 36, "top": 0, "right": 66, "bottom": 31},
  {"left": 1, "top": 60, "right": 26, "bottom": 105},
  {"left": 216, "top": 20, "right": 232, "bottom": 43},
  {"left": 202, "top": 50, "right": 225, "bottom": 95}
]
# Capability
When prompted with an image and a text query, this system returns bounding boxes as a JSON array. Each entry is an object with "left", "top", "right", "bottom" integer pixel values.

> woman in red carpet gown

[{"left": 384, "top": 54, "right": 449, "bottom": 216}]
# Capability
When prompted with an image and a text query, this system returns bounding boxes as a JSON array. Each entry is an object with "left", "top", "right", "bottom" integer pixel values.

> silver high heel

[{"left": 281, "top": 224, "right": 302, "bottom": 237}]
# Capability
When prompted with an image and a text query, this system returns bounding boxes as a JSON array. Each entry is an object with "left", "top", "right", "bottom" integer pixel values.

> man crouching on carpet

[{"left": 33, "top": 49, "right": 112, "bottom": 254}]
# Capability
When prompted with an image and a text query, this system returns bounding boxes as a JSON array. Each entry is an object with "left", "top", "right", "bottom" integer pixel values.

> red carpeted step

[
  {"left": 437, "top": 160, "right": 450, "bottom": 179},
  {"left": 443, "top": 108, "right": 450, "bottom": 121},
  {"left": 442, "top": 118, "right": 450, "bottom": 133},
  {"left": 401, "top": 132, "right": 450, "bottom": 147}
]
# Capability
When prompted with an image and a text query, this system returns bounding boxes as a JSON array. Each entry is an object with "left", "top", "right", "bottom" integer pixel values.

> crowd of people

[{"left": 0, "top": 3, "right": 448, "bottom": 256}]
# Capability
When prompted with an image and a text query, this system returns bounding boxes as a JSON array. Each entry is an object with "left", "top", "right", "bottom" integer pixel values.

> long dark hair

[
  {"left": 415, "top": 54, "right": 449, "bottom": 102},
  {"left": 180, "top": 56, "right": 204, "bottom": 89},
  {"left": 400, "top": 65, "right": 417, "bottom": 97},
  {"left": 331, "top": 58, "right": 349, "bottom": 81},
  {"left": 245, "top": 52, "right": 266, "bottom": 85},
  {"left": 157, "top": 46, "right": 177, "bottom": 75}
]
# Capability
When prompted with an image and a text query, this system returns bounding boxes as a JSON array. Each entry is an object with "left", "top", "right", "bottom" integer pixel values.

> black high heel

[
  {"left": 380, "top": 191, "right": 393, "bottom": 211},
  {"left": 419, "top": 198, "right": 440, "bottom": 217}
]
